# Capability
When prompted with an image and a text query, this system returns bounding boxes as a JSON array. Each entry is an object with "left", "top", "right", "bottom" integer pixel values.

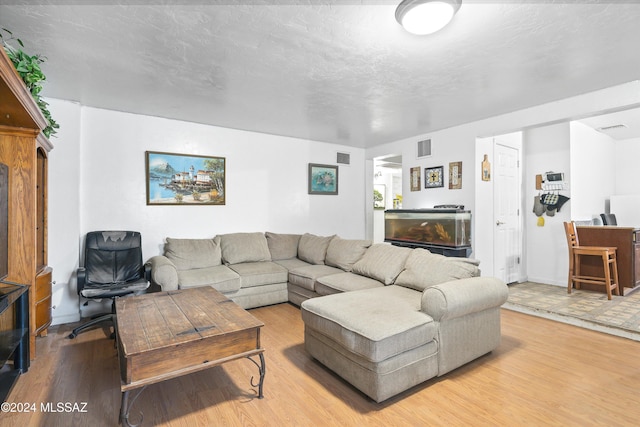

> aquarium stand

[{"left": 386, "top": 240, "right": 471, "bottom": 257}]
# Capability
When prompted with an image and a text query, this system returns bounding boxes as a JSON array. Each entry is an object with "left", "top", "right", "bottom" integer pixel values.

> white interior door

[{"left": 493, "top": 142, "right": 522, "bottom": 284}]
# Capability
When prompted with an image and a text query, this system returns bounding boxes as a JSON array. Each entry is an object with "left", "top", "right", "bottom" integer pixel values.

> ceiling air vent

[
  {"left": 337, "top": 152, "right": 350, "bottom": 165},
  {"left": 597, "top": 124, "right": 627, "bottom": 132},
  {"left": 417, "top": 139, "right": 431, "bottom": 158}
]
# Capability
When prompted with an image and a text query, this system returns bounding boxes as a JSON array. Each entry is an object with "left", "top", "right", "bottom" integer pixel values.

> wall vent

[
  {"left": 597, "top": 124, "right": 627, "bottom": 132},
  {"left": 417, "top": 139, "right": 432, "bottom": 158},
  {"left": 337, "top": 152, "right": 350, "bottom": 165}
]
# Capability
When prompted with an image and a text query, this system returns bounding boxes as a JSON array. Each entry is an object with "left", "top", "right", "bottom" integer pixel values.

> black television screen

[{"left": 0, "top": 162, "right": 8, "bottom": 281}]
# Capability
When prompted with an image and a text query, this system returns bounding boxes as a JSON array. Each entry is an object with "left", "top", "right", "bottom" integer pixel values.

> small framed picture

[
  {"left": 308, "top": 163, "right": 338, "bottom": 195},
  {"left": 410, "top": 167, "right": 421, "bottom": 191},
  {"left": 449, "top": 161, "right": 462, "bottom": 189},
  {"left": 424, "top": 166, "right": 444, "bottom": 189}
]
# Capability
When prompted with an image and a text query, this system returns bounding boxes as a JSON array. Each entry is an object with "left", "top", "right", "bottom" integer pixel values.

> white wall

[
  {"left": 610, "top": 136, "right": 640, "bottom": 226},
  {"left": 474, "top": 136, "right": 495, "bottom": 273},
  {"left": 367, "top": 81, "right": 640, "bottom": 285},
  {"left": 615, "top": 137, "right": 640, "bottom": 195},
  {"left": 46, "top": 98, "right": 82, "bottom": 325},
  {"left": 48, "top": 105, "right": 366, "bottom": 325},
  {"left": 569, "top": 121, "right": 616, "bottom": 220},
  {"left": 524, "top": 123, "right": 571, "bottom": 286}
]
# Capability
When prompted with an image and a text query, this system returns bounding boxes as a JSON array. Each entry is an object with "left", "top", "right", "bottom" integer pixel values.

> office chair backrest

[
  {"left": 600, "top": 213, "right": 617, "bottom": 226},
  {"left": 84, "top": 231, "right": 144, "bottom": 285}
]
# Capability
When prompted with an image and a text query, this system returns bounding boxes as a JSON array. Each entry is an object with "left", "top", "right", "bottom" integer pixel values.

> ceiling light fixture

[{"left": 395, "top": 0, "right": 462, "bottom": 35}]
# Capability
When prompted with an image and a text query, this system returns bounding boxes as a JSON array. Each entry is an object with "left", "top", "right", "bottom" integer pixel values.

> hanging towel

[{"left": 533, "top": 195, "right": 545, "bottom": 216}]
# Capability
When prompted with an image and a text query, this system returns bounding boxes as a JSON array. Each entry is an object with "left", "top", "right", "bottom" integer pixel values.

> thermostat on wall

[{"left": 544, "top": 172, "right": 564, "bottom": 182}]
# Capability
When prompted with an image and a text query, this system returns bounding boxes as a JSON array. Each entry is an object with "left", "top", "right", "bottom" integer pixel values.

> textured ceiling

[{"left": 1, "top": 1, "right": 640, "bottom": 147}]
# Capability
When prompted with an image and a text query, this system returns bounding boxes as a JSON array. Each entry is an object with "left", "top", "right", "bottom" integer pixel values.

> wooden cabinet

[
  {"left": 34, "top": 267, "right": 52, "bottom": 336},
  {"left": 575, "top": 226, "right": 640, "bottom": 295},
  {"left": 0, "top": 48, "right": 53, "bottom": 360},
  {"left": 0, "top": 283, "right": 30, "bottom": 402}
]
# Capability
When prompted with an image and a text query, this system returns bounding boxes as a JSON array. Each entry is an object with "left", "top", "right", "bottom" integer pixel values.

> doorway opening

[{"left": 373, "top": 155, "right": 403, "bottom": 243}]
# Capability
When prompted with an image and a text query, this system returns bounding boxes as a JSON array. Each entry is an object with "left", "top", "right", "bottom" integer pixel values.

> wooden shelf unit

[
  {"left": 0, "top": 47, "right": 53, "bottom": 360},
  {"left": 0, "top": 283, "right": 29, "bottom": 402}
]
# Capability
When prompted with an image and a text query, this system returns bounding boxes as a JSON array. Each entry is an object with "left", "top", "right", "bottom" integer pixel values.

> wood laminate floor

[{"left": 2, "top": 303, "right": 639, "bottom": 427}]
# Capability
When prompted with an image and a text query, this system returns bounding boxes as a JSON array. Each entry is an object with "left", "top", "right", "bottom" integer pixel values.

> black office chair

[
  {"left": 600, "top": 213, "right": 617, "bottom": 226},
  {"left": 68, "top": 231, "right": 150, "bottom": 339}
]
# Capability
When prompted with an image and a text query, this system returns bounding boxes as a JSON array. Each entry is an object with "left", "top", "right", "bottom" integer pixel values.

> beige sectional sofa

[{"left": 148, "top": 231, "right": 508, "bottom": 402}]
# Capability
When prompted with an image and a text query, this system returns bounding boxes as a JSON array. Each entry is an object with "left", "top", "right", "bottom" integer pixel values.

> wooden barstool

[{"left": 563, "top": 221, "right": 620, "bottom": 300}]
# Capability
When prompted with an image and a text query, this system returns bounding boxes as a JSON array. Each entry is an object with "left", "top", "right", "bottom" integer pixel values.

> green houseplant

[{"left": 1, "top": 28, "right": 59, "bottom": 138}]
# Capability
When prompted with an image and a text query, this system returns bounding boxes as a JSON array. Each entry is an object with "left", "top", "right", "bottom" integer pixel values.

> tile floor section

[{"left": 503, "top": 282, "right": 640, "bottom": 341}]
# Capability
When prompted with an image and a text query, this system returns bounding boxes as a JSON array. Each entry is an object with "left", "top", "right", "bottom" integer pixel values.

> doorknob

[{"left": 496, "top": 221, "right": 505, "bottom": 226}]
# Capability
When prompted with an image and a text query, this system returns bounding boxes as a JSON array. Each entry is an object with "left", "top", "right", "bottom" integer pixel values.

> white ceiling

[{"left": 2, "top": 1, "right": 640, "bottom": 148}]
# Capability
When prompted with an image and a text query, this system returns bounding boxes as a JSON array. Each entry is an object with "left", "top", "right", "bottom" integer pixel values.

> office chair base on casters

[{"left": 67, "top": 313, "right": 115, "bottom": 339}]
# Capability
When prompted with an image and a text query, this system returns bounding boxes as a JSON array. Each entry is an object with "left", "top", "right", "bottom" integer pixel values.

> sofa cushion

[
  {"left": 165, "top": 237, "right": 222, "bottom": 271},
  {"left": 395, "top": 249, "right": 480, "bottom": 292},
  {"left": 273, "top": 258, "right": 311, "bottom": 271},
  {"left": 301, "top": 286, "right": 435, "bottom": 362},
  {"left": 315, "top": 272, "right": 383, "bottom": 296},
  {"left": 220, "top": 232, "right": 271, "bottom": 264},
  {"left": 325, "top": 237, "right": 372, "bottom": 272},
  {"left": 265, "top": 232, "right": 301, "bottom": 260},
  {"left": 176, "top": 265, "right": 240, "bottom": 294},
  {"left": 352, "top": 244, "right": 412, "bottom": 285},
  {"left": 288, "top": 264, "right": 344, "bottom": 291},
  {"left": 298, "top": 233, "right": 335, "bottom": 265},
  {"left": 228, "top": 261, "right": 288, "bottom": 288}
]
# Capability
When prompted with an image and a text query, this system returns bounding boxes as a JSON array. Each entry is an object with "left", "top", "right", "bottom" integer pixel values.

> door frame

[{"left": 492, "top": 138, "right": 524, "bottom": 284}]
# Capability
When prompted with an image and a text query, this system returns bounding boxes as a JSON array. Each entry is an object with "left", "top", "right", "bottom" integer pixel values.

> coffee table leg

[
  {"left": 119, "top": 387, "right": 146, "bottom": 426},
  {"left": 248, "top": 353, "right": 266, "bottom": 398}
]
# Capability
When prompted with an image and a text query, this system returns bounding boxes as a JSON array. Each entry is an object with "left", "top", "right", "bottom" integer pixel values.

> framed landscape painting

[
  {"left": 146, "top": 151, "right": 226, "bottom": 205},
  {"left": 308, "top": 163, "right": 338, "bottom": 195}
]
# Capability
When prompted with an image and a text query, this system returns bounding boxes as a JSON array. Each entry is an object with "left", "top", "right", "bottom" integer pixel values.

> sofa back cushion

[
  {"left": 265, "top": 232, "right": 301, "bottom": 260},
  {"left": 220, "top": 232, "right": 272, "bottom": 264},
  {"left": 164, "top": 237, "right": 222, "bottom": 271},
  {"left": 325, "top": 237, "right": 372, "bottom": 272},
  {"left": 298, "top": 233, "right": 335, "bottom": 265},
  {"left": 352, "top": 243, "right": 412, "bottom": 285},
  {"left": 395, "top": 249, "right": 480, "bottom": 292}
]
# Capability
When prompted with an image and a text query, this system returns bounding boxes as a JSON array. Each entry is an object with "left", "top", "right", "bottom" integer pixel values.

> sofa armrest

[
  {"left": 421, "top": 276, "right": 508, "bottom": 376},
  {"left": 421, "top": 276, "right": 508, "bottom": 321},
  {"left": 149, "top": 255, "right": 179, "bottom": 291}
]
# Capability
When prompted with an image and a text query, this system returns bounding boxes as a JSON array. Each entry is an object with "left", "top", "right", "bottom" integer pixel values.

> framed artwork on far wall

[
  {"left": 308, "top": 163, "right": 338, "bottom": 195},
  {"left": 449, "top": 161, "right": 462, "bottom": 189},
  {"left": 410, "top": 167, "right": 421, "bottom": 191},
  {"left": 145, "top": 151, "right": 226, "bottom": 205},
  {"left": 424, "top": 166, "right": 444, "bottom": 189}
]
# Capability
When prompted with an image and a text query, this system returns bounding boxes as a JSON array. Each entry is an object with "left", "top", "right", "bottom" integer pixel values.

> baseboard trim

[{"left": 52, "top": 312, "right": 80, "bottom": 326}]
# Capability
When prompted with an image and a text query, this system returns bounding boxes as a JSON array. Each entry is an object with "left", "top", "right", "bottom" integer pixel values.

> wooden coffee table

[{"left": 115, "top": 286, "right": 265, "bottom": 426}]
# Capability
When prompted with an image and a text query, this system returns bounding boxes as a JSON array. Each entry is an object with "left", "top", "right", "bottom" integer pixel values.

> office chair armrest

[
  {"left": 144, "top": 262, "right": 152, "bottom": 282},
  {"left": 77, "top": 267, "right": 86, "bottom": 294}
]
